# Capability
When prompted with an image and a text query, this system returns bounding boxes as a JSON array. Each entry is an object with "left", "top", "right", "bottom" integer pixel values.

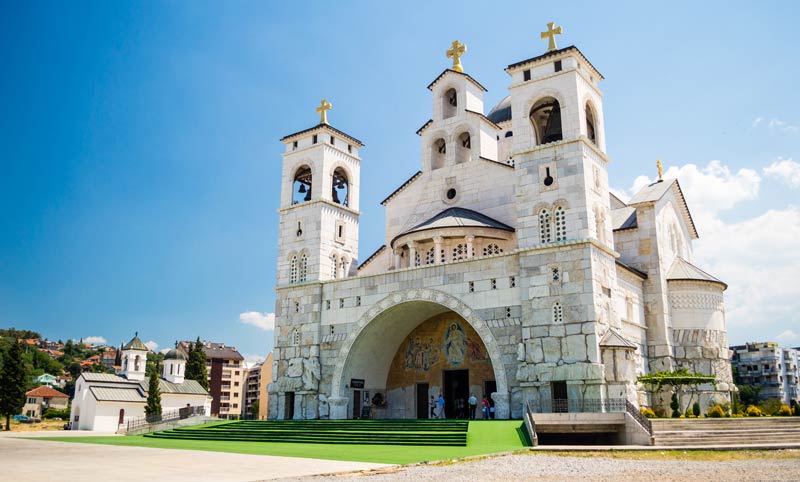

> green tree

[
  {"left": 670, "top": 392, "right": 680, "bottom": 418},
  {"left": 738, "top": 385, "right": 761, "bottom": 406},
  {"left": 145, "top": 361, "right": 162, "bottom": 421},
  {"left": 0, "top": 341, "right": 28, "bottom": 430},
  {"left": 185, "top": 338, "right": 209, "bottom": 390},
  {"left": 250, "top": 400, "right": 259, "bottom": 419},
  {"left": 114, "top": 344, "right": 122, "bottom": 366}
]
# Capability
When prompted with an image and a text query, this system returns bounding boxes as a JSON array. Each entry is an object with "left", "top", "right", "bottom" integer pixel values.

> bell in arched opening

[{"left": 530, "top": 98, "right": 563, "bottom": 145}]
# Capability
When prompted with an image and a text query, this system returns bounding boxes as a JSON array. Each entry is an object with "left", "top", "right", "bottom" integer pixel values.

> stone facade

[{"left": 268, "top": 43, "right": 733, "bottom": 420}]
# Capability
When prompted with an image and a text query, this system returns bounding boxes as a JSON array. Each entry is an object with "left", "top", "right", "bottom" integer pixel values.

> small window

[
  {"left": 339, "top": 298, "right": 344, "bottom": 308},
  {"left": 292, "top": 329, "right": 300, "bottom": 346},
  {"left": 292, "top": 140, "right": 298, "bottom": 150},
  {"left": 338, "top": 225, "right": 343, "bottom": 238},
  {"left": 552, "top": 302, "right": 564, "bottom": 323},
  {"left": 295, "top": 301, "right": 300, "bottom": 313},
  {"left": 348, "top": 144, "right": 352, "bottom": 153},
  {"left": 602, "top": 286, "right": 612, "bottom": 297},
  {"left": 506, "top": 307, "right": 512, "bottom": 318},
  {"left": 469, "top": 281, "right": 475, "bottom": 293},
  {"left": 326, "top": 300, "right": 331, "bottom": 310},
  {"left": 504, "top": 131, "right": 513, "bottom": 138},
  {"left": 523, "top": 69, "right": 531, "bottom": 81},
  {"left": 491, "top": 279, "right": 497, "bottom": 290},
  {"left": 510, "top": 276, "right": 516, "bottom": 288},
  {"left": 539, "top": 209, "right": 552, "bottom": 244},
  {"left": 554, "top": 60, "right": 562, "bottom": 72},
  {"left": 330, "top": 135, "right": 335, "bottom": 145},
  {"left": 329, "top": 325, "right": 335, "bottom": 335},
  {"left": 356, "top": 296, "right": 361, "bottom": 307},
  {"left": 234, "top": 381, "right": 239, "bottom": 387},
  {"left": 552, "top": 266, "right": 560, "bottom": 282},
  {"left": 312, "top": 134, "right": 318, "bottom": 144}
]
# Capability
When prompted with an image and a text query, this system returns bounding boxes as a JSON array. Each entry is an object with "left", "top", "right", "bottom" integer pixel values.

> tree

[
  {"left": 0, "top": 341, "right": 28, "bottom": 430},
  {"left": 145, "top": 361, "right": 162, "bottom": 421},
  {"left": 185, "top": 337, "right": 209, "bottom": 390},
  {"left": 114, "top": 344, "right": 122, "bottom": 366},
  {"left": 250, "top": 400, "right": 259, "bottom": 419},
  {"left": 738, "top": 385, "right": 761, "bottom": 406}
]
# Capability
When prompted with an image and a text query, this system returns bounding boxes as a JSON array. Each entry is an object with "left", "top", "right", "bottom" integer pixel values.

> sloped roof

[
  {"left": 90, "top": 386, "right": 145, "bottom": 403},
  {"left": 279, "top": 123, "right": 364, "bottom": 147},
  {"left": 164, "top": 348, "right": 187, "bottom": 361},
  {"left": 392, "top": 207, "right": 514, "bottom": 247},
  {"left": 611, "top": 206, "right": 637, "bottom": 231},
  {"left": 628, "top": 179, "right": 698, "bottom": 239},
  {"left": 139, "top": 378, "right": 208, "bottom": 395},
  {"left": 381, "top": 171, "right": 423, "bottom": 206},
  {"left": 666, "top": 257, "right": 727, "bottom": 289},
  {"left": 599, "top": 329, "right": 638, "bottom": 350},
  {"left": 123, "top": 336, "right": 149, "bottom": 351},
  {"left": 487, "top": 95, "right": 512, "bottom": 124},
  {"left": 357, "top": 244, "right": 386, "bottom": 271},
  {"left": 26, "top": 386, "right": 68, "bottom": 399},
  {"left": 506, "top": 45, "right": 604, "bottom": 79},
  {"left": 427, "top": 69, "right": 488, "bottom": 92},
  {"left": 80, "top": 373, "right": 136, "bottom": 384}
]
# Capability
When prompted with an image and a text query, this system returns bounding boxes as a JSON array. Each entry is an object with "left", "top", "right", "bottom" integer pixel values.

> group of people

[{"left": 429, "top": 393, "right": 495, "bottom": 420}]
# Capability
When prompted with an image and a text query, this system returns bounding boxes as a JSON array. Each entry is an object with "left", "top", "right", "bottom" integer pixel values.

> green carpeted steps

[{"left": 144, "top": 419, "right": 470, "bottom": 446}]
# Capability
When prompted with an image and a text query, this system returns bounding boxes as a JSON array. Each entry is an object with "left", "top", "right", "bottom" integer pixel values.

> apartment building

[
  {"left": 731, "top": 342, "right": 800, "bottom": 405},
  {"left": 178, "top": 341, "right": 245, "bottom": 419},
  {"left": 243, "top": 352, "right": 273, "bottom": 420}
]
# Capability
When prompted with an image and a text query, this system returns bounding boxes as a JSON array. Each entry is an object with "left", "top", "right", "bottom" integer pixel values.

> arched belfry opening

[
  {"left": 431, "top": 138, "right": 446, "bottom": 170},
  {"left": 585, "top": 103, "right": 597, "bottom": 144},
  {"left": 530, "top": 97, "right": 563, "bottom": 145},
  {"left": 456, "top": 132, "right": 471, "bottom": 164},
  {"left": 331, "top": 167, "right": 349, "bottom": 206},
  {"left": 292, "top": 166, "right": 312, "bottom": 204},
  {"left": 443, "top": 88, "right": 457, "bottom": 119},
  {"left": 333, "top": 295, "right": 507, "bottom": 420}
]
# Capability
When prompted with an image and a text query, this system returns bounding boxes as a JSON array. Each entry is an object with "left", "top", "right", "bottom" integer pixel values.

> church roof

[
  {"left": 392, "top": 207, "right": 514, "bottom": 247},
  {"left": 357, "top": 244, "right": 386, "bottom": 271},
  {"left": 628, "top": 179, "right": 699, "bottom": 239},
  {"left": 137, "top": 378, "right": 208, "bottom": 395},
  {"left": 487, "top": 96, "right": 512, "bottom": 124},
  {"left": 90, "top": 386, "right": 145, "bottom": 403},
  {"left": 506, "top": 45, "right": 604, "bottom": 80},
  {"left": 611, "top": 206, "right": 638, "bottom": 231},
  {"left": 666, "top": 257, "right": 727, "bottom": 289},
  {"left": 599, "top": 329, "right": 638, "bottom": 350},
  {"left": 381, "top": 171, "right": 423, "bottom": 206},
  {"left": 279, "top": 123, "right": 364, "bottom": 147},
  {"left": 427, "top": 69, "right": 488, "bottom": 92},
  {"left": 123, "top": 336, "right": 149, "bottom": 352},
  {"left": 164, "top": 348, "right": 186, "bottom": 361}
]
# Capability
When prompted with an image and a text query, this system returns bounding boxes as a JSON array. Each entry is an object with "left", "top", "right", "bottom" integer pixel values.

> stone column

[
  {"left": 328, "top": 397, "right": 349, "bottom": 420},
  {"left": 393, "top": 248, "right": 402, "bottom": 270},
  {"left": 408, "top": 241, "right": 417, "bottom": 267},
  {"left": 491, "top": 392, "right": 510, "bottom": 419},
  {"left": 434, "top": 236, "right": 443, "bottom": 264},
  {"left": 465, "top": 235, "right": 475, "bottom": 259}
]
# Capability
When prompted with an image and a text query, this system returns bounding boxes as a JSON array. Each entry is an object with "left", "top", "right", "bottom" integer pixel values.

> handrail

[
  {"left": 527, "top": 398, "right": 626, "bottom": 414},
  {"left": 625, "top": 399, "right": 653, "bottom": 436},
  {"left": 524, "top": 400, "right": 538, "bottom": 447},
  {"left": 125, "top": 405, "right": 206, "bottom": 433}
]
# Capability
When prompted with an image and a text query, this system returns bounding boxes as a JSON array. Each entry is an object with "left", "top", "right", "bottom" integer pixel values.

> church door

[
  {"left": 285, "top": 392, "right": 295, "bottom": 420},
  {"left": 352, "top": 390, "right": 361, "bottom": 419},
  {"left": 443, "top": 369, "right": 468, "bottom": 419},
  {"left": 552, "top": 381, "right": 568, "bottom": 413},
  {"left": 118, "top": 408, "right": 125, "bottom": 425},
  {"left": 416, "top": 383, "right": 429, "bottom": 419}
]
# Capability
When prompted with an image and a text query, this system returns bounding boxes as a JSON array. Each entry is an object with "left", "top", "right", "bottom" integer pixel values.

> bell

[{"left": 298, "top": 184, "right": 307, "bottom": 193}]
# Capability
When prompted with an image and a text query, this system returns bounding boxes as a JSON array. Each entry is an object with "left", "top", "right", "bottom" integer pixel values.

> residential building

[
  {"left": 731, "top": 342, "right": 800, "bottom": 405},
  {"left": 244, "top": 352, "right": 273, "bottom": 419},
  {"left": 32, "top": 373, "right": 64, "bottom": 388},
  {"left": 23, "top": 386, "right": 69, "bottom": 418},
  {"left": 178, "top": 340, "right": 245, "bottom": 419}
]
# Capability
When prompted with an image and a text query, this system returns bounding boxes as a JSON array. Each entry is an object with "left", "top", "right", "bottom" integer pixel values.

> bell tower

[{"left": 276, "top": 100, "right": 363, "bottom": 286}]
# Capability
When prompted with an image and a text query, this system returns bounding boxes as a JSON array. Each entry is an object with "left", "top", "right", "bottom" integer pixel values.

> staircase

[
  {"left": 652, "top": 417, "right": 800, "bottom": 446},
  {"left": 145, "top": 419, "right": 470, "bottom": 446}
]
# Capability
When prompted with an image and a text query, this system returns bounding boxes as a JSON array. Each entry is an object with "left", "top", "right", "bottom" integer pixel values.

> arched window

[
  {"left": 554, "top": 206, "right": 567, "bottom": 242},
  {"left": 340, "top": 257, "right": 348, "bottom": 278},
  {"left": 552, "top": 302, "right": 563, "bottom": 323},
  {"left": 289, "top": 255, "right": 298, "bottom": 283},
  {"left": 292, "top": 329, "right": 300, "bottom": 346},
  {"left": 443, "top": 88, "right": 457, "bottom": 118},
  {"left": 530, "top": 97, "right": 563, "bottom": 145},
  {"left": 452, "top": 244, "right": 466, "bottom": 261},
  {"left": 585, "top": 103, "right": 597, "bottom": 144},
  {"left": 299, "top": 254, "right": 308, "bottom": 282},
  {"left": 504, "top": 131, "right": 513, "bottom": 138},
  {"left": 170, "top": 364, "right": 174, "bottom": 375},
  {"left": 439, "top": 249, "right": 446, "bottom": 264},
  {"left": 539, "top": 209, "right": 552, "bottom": 244},
  {"left": 330, "top": 253, "right": 338, "bottom": 279},
  {"left": 414, "top": 251, "right": 420, "bottom": 267},
  {"left": 431, "top": 138, "right": 446, "bottom": 170},
  {"left": 331, "top": 168, "right": 349, "bottom": 206},
  {"left": 483, "top": 243, "right": 503, "bottom": 256},
  {"left": 292, "top": 166, "right": 312, "bottom": 204},
  {"left": 456, "top": 132, "right": 471, "bottom": 164},
  {"left": 425, "top": 247, "right": 435, "bottom": 265},
  {"left": 134, "top": 355, "right": 141, "bottom": 372}
]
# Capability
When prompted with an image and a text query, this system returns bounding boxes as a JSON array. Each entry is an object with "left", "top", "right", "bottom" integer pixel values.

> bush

[
  {"left": 776, "top": 404, "right": 792, "bottom": 417},
  {"left": 745, "top": 405, "right": 762, "bottom": 417},
  {"left": 758, "top": 398, "right": 783, "bottom": 416},
  {"left": 707, "top": 405, "right": 725, "bottom": 418},
  {"left": 792, "top": 401, "right": 800, "bottom": 416},
  {"left": 692, "top": 402, "right": 701, "bottom": 417},
  {"left": 684, "top": 406, "right": 696, "bottom": 418},
  {"left": 640, "top": 407, "right": 656, "bottom": 418},
  {"left": 671, "top": 393, "right": 681, "bottom": 418},
  {"left": 42, "top": 407, "right": 70, "bottom": 420}
]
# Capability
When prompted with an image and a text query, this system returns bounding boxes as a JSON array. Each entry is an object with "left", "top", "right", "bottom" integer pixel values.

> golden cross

[
  {"left": 657, "top": 159, "right": 664, "bottom": 180},
  {"left": 540, "top": 22, "right": 563, "bottom": 52},
  {"left": 446, "top": 40, "right": 467, "bottom": 73},
  {"left": 316, "top": 99, "right": 332, "bottom": 124}
]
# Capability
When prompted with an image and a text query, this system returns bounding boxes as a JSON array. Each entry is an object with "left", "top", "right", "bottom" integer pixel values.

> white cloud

[
  {"left": 239, "top": 311, "right": 275, "bottom": 331},
  {"left": 764, "top": 158, "right": 800, "bottom": 189},
  {"left": 243, "top": 353, "right": 267, "bottom": 368},
  {"left": 83, "top": 336, "right": 107, "bottom": 345},
  {"left": 767, "top": 118, "right": 799, "bottom": 133},
  {"left": 144, "top": 340, "right": 158, "bottom": 352},
  {"left": 776, "top": 330, "right": 799, "bottom": 343},
  {"left": 752, "top": 117, "right": 763, "bottom": 128}
]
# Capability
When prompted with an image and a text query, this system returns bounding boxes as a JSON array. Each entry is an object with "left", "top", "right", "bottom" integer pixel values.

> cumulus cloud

[
  {"left": 243, "top": 353, "right": 267, "bottom": 368},
  {"left": 144, "top": 340, "right": 158, "bottom": 352},
  {"left": 239, "top": 311, "right": 275, "bottom": 331},
  {"left": 776, "top": 330, "right": 799, "bottom": 343},
  {"left": 763, "top": 158, "right": 800, "bottom": 189},
  {"left": 83, "top": 336, "right": 107, "bottom": 345}
]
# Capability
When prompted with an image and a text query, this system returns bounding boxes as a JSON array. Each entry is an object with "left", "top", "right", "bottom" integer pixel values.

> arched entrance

[{"left": 330, "top": 289, "right": 508, "bottom": 420}]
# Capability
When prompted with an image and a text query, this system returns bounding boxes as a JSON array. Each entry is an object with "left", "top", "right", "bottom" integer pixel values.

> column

[
  {"left": 466, "top": 236, "right": 475, "bottom": 259},
  {"left": 394, "top": 248, "right": 402, "bottom": 270},
  {"left": 434, "top": 236, "right": 443, "bottom": 264},
  {"left": 408, "top": 241, "right": 417, "bottom": 267}
]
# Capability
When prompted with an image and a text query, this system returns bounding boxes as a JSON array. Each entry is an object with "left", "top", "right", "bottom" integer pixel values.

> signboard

[{"left": 350, "top": 378, "right": 365, "bottom": 389}]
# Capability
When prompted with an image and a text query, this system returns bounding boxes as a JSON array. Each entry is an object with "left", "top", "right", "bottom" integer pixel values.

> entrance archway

[{"left": 330, "top": 289, "right": 508, "bottom": 419}]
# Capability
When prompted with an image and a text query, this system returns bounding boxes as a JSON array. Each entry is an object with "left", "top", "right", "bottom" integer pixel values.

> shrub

[
  {"left": 684, "top": 406, "right": 696, "bottom": 418},
  {"left": 758, "top": 398, "right": 783, "bottom": 416},
  {"left": 792, "top": 401, "right": 800, "bottom": 416},
  {"left": 707, "top": 405, "right": 725, "bottom": 418},
  {"left": 745, "top": 405, "right": 762, "bottom": 417},
  {"left": 692, "top": 402, "right": 701, "bottom": 417},
  {"left": 640, "top": 407, "right": 656, "bottom": 418},
  {"left": 776, "top": 404, "right": 792, "bottom": 417},
  {"left": 671, "top": 393, "right": 681, "bottom": 418},
  {"left": 42, "top": 407, "right": 70, "bottom": 420}
]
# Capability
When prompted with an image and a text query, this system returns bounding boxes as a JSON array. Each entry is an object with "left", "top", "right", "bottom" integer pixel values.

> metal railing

[
  {"left": 625, "top": 399, "right": 652, "bottom": 436},
  {"left": 524, "top": 400, "right": 538, "bottom": 447},
  {"left": 125, "top": 405, "right": 206, "bottom": 433},
  {"left": 527, "top": 398, "right": 626, "bottom": 414}
]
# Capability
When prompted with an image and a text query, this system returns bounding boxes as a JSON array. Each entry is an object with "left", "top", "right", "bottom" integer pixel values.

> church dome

[
  {"left": 487, "top": 96, "right": 512, "bottom": 124},
  {"left": 123, "top": 334, "right": 149, "bottom": 352},
  {"left": 164, "top": 348, "right": 187, "bottom": 361}
]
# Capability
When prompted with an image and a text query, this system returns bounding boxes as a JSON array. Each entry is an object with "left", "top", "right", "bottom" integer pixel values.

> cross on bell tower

[
  {"left": 316, "top": 99, "right": 332, "bottom": 124},
  {"left": 540, "top": 22, "right": 563, "bottom": 52},
  {"left": 446, "top": 40, "right": 467, "bottom": 73}
]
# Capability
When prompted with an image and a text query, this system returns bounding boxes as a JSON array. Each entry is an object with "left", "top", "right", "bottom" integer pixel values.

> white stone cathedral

[{"left": 268, "top": 27, "right": 733, "bottom": 421}]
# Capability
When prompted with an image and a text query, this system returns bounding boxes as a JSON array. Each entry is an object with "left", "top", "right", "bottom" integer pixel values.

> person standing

[
  {"left": 468, "top": 393, "right": 477, "bottom": 420},
  {"left": 429, "top": 395, "right": 436, "bottom": 419},
  {"left": 482, "top": 395, "right": 490, "bottom": 419},
  {"left": 438, "top": 394, "right": 446, "bottom": 419}
]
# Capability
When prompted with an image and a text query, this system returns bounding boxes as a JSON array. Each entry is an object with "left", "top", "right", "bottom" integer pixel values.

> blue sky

[{"left": 1, "top": 1, "right": 798, "bottom": 362}]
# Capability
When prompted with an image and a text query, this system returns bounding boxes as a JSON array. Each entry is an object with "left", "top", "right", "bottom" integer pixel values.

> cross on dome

[
  {"left": 446, "top": 40, "right": 467, "bottom": 73},
  {"left": 540, "top": 22, "right": 563, "bottom": 52},
  {"left": 316, "top": 99, "right": 332, "bottom": 124}
]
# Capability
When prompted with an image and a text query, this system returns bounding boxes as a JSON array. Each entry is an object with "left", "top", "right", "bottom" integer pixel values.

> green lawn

[{"left": 35, "top": 421, "right": 528, "bottom": 465}]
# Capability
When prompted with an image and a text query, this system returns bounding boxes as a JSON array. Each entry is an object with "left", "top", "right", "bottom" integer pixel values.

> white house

[{"left": 70, "top": 334, "right": 211, "bottom": 431}]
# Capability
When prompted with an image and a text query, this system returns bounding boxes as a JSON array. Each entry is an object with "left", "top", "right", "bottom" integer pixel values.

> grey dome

[
  {"left": 164, "top": 348, "right": 186, "bottom": 361},
  {"left": 487, "top": 96, "right": 512, "bottom": 124}
]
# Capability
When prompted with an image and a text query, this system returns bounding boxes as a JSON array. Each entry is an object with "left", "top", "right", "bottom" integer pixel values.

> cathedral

[{"left": 267, "top": 24, "right": 734, "bottom": 421}]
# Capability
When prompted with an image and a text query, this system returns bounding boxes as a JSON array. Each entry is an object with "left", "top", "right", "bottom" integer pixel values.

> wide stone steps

[
  {"left": 651, "top": 418, "right": 800, "bottom": 447},
  {"left": 144, "top": 419, "right": 470, "bottom": 446}
]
